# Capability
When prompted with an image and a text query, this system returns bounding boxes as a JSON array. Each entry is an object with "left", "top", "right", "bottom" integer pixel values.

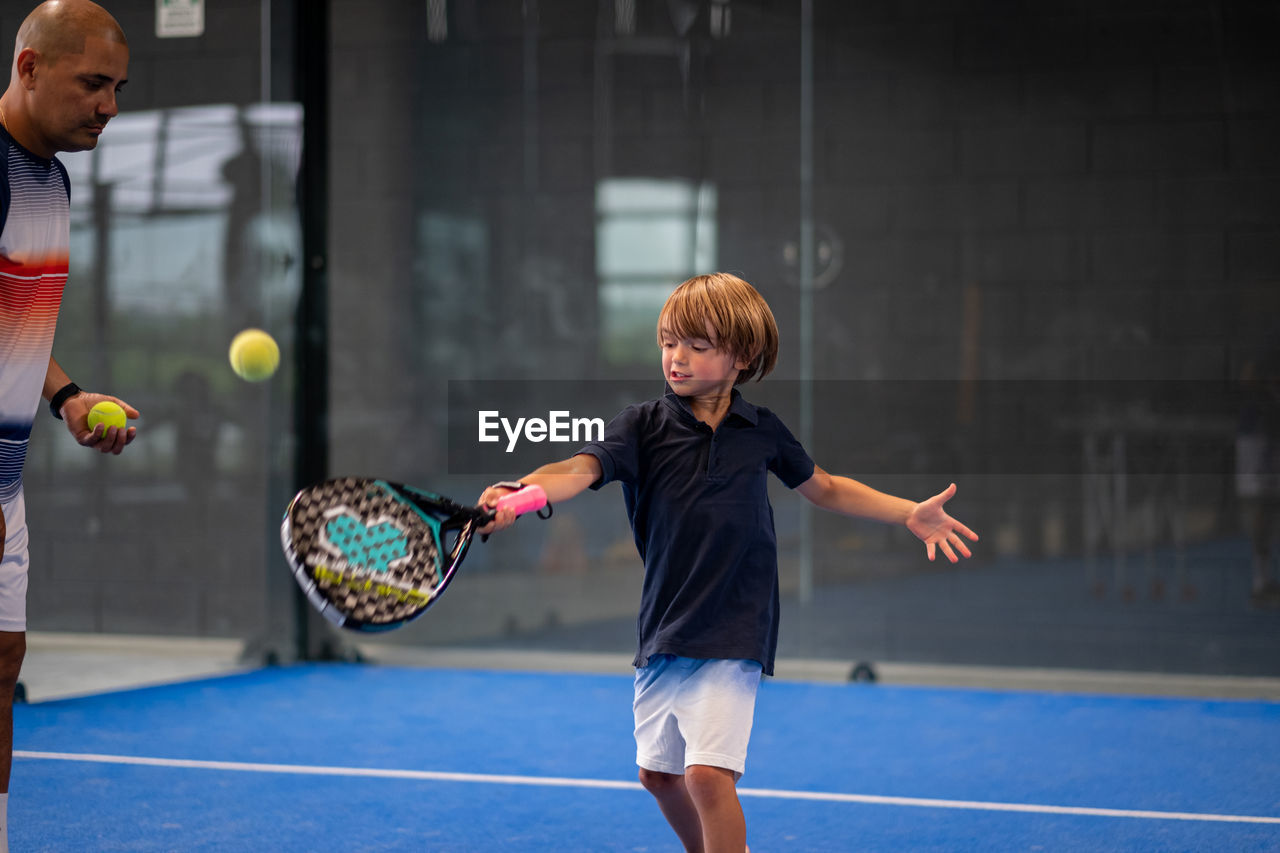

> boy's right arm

[{"left": 476, "top": 453, "right": 603, "bottom": 535}]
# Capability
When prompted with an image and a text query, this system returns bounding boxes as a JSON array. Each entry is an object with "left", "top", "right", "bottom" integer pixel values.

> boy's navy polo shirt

[{"left": 578, "top": 386, "right": 814, "bottom": 676}]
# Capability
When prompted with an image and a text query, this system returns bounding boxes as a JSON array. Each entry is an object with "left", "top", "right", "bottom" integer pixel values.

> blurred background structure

[{"left": 11, "top": 0, "right": 1280, "bottom": 680}]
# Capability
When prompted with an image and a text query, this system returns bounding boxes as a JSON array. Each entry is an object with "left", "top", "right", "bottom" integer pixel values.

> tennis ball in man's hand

[
  {"left": 228, "top": 328, "right": 280, "bottom": 382},
  {"left": 87, "top": 400, "right": 127, "bottom": 432}
]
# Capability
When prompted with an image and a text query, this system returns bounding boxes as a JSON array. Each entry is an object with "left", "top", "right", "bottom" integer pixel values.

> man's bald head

[
  {"left": 14, "top": 0, "right": 127, "bottom": 68},
  {"left": 3, "top": 0, "right": 128, "bottom": 158}
]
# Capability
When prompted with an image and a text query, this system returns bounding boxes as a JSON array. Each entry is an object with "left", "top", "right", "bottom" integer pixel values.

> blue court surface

[{"left": 12, "top": 664, "right": 1280, "bottom": 851}]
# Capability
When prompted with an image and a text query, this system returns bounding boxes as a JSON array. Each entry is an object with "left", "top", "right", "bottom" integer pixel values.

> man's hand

[{"left": 60, "top": 392, "right": 140, "bottom": 455}]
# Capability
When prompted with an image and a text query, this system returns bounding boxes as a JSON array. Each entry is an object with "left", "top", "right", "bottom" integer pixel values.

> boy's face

[{"left": 660, "top": 324, "right": 749, "bottom": 397}]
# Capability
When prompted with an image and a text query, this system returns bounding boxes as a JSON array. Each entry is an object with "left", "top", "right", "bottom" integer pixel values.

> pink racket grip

[{"left": 493, "top": 485, "right": 548, "bottom": 517}]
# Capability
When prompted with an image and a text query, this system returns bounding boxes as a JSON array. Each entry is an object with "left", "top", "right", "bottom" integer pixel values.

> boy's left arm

[{"left": 795, "top": 465, "right": 979, "bottom": 563}]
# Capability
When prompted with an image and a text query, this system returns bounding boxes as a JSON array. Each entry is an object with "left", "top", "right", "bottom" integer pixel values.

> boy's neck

[{"left": 685, "top": 387, "right": 735, "bottom": 431}]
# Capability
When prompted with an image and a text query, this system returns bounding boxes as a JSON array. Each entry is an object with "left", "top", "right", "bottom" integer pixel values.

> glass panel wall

[
  {"left": 331, "top": 0, "right": 1280, "bottom": 677},
  {"left": 25, "top": 0, "right": 1277, "bottom": 678},
  {"left": 17, "top": 1, "right": 299, "bottom": 643}
]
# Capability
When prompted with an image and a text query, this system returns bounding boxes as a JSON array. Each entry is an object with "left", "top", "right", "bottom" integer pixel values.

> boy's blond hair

[{"left": 657, "top": 273, "right": 779, "bottom": 384}]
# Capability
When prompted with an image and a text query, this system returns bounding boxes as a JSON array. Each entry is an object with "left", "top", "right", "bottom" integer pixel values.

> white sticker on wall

[{"left": 156, "top": 0, "right": 204, "bottom": 38}]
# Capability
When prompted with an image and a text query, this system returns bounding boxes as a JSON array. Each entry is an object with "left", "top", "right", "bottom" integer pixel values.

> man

[{"left": 0, "top": 2, "right": 135, "bottom": 848}]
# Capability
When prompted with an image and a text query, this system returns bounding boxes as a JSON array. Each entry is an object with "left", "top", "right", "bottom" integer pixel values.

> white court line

[{"left": 15, "top": 750, "right": 1280, "bottom": 826}]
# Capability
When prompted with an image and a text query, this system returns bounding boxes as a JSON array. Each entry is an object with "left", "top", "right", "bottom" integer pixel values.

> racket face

[{"left": 281, "top": 477, "right": 459, "bottom": 631}]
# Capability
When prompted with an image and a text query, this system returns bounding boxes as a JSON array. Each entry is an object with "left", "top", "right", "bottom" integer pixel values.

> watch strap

[{"left": 49, "top": 382, "right": 82, "bottom": 420}]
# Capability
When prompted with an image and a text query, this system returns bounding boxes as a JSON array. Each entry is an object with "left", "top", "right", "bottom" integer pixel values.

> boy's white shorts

[
  {"left": 0, "top": 490, "right": 29, "bottom": 633},
  {"left": 633, "top": 655, "right": 763, "bottom": 779}
]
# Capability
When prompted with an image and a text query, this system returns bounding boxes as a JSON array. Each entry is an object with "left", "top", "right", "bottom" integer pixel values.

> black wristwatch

[{"left": 49, "top": 382, "right": 82, "bottom": 420}]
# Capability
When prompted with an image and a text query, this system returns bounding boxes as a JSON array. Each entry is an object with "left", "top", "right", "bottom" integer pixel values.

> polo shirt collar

[{"left": 662, "top": 385, "right": 760, "bottom": 427}]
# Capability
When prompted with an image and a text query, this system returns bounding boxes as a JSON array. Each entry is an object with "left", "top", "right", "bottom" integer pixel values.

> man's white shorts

[
  {"left": 633, "top": 655, "right": 763, "bottom": 778},
  {"left": 0, "top": 489, "right": 28, "bottom": 632}
]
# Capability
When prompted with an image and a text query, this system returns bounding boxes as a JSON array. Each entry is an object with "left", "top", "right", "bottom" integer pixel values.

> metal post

[
  {"left": 293, "top": 0, "right": 330, "bottom": 659},
  {"left": 798, "top": 0, "right": 815, "bottom": 604}
]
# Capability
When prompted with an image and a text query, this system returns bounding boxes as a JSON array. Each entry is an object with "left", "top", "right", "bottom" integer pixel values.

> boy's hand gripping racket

[{"left": 280, "top": 478, "right": 550, "bottom": 632}]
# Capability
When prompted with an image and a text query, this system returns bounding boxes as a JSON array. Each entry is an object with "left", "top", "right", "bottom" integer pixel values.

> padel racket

[{"left": 280, "top": 477, "right": 550, "bottom": 631}]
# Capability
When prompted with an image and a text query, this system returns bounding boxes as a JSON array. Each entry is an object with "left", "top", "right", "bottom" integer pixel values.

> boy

[{"left": 478, "top": 272, "right": 977, "bottom": 853}]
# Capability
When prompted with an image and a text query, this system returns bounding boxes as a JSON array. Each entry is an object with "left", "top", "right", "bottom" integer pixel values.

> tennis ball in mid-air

[
  {"left": 87, "top": 400, "right": 127, "bottom": 432},
  {"left": 229, "top": 328, "right": 280, "bottom": 382}
]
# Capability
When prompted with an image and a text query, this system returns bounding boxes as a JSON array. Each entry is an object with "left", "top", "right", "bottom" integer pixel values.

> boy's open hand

[{"left": 906, "top": 483, "right": 979, "bottom": 563}]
